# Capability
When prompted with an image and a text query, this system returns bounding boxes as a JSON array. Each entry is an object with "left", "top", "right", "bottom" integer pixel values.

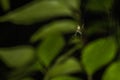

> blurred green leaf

[
  {"left": 51, "top": 76, "right": 80, "bottom": 80},
  {"left": 86, "top": 0, "right": 113, "bottom": 11},
  {"left": 82, "top": 37, "right": 117, "bottom": 75},
  {"left": 37, "top": 34, "right": 65, "bottom": 67},
  {"left": 51, "top": 0, "right": 80, "bottom": 10},
  {"left": 30, "top": 20, "right": 77, "bottom": 42},
  {"left": 36, "top": 0, "right": 80, "bottom": 10},
  {"left": 0, "top": 0, "right": 10, "bottom": 11},
  {"left": 102, "top": 61, "right": 120, "bottom": 80},
  {"left": 48, "top": 58, "right": 81, "bottom": 77},
  {"left": 0, "top": 1, "right": 73, "bottom": 25},
  {"left": 0, "top": 46, "right": 34, "bottom": 67}
]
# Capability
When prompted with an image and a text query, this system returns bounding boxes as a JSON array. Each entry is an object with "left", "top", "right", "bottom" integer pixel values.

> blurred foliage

[
  {"left": 82, "top": 37, "right": 117, "bottom": 75},
  {"left": 0, "top": 0, "right": 10, "bottom": 11},
  {"left": 0, "top": 46, "right": 34, "bottom": 67},
  {"left": 0, "top": 0, "right": 120, "bottom": 80},
  {"left": 85, "top": 0, "right": 113, "bottom": 12}
]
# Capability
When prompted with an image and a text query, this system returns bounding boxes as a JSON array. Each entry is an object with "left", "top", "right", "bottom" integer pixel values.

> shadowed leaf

[
  {"left": 0, "top": 0, "right": 10, "bottom": 11},
  {"left": 86, "top": 0, "right": 113, "bottom": 11}
]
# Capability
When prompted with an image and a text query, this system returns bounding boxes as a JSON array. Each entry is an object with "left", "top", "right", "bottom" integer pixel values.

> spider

[{"left": 74, "top": 24, "right": 84, "bottom": 37}]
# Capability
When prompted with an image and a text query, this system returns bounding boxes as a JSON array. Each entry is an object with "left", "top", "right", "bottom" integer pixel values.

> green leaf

[
  {"left": 51, "top": 76, "right": 80, "bottom": 80},
  {"left": 0, "top": 1, "right": 72, "bottom": 25},
  {"left": 86, "top": 0, "right": 113, "bottom": 11},
  {"left": 0, "top": 46, "right": 34, "bottom": 67},
  {"left": 59, "top": 0, "right": 80, "bottom": 10},
  {"left": 48, "top": 58, "right": 81, "bottom": 77},
  {"left": 37, "top": 34, "right": 65, "bottom": 67},
  {"left": 102, "top": 62, "right": 120, "bottom": 80},
  {"left": 0, "top": 0, "right": 10, "bottom": 11},
  {"left": 30, "top": 20, "right": 77, "bottom": 42},
  {"left": 36, "top": 0, "right": 80, "bottom": 10},
  {"left": 82, "top": 37, "right": 117, "bottom": 75},
  {"left": 51, "top": 0, "right": 80, "bottom": 10}
]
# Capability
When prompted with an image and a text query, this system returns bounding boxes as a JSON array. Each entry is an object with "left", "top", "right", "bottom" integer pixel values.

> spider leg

[{"left": 74, "top": 30, "right": 82, "bottom": 37}]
